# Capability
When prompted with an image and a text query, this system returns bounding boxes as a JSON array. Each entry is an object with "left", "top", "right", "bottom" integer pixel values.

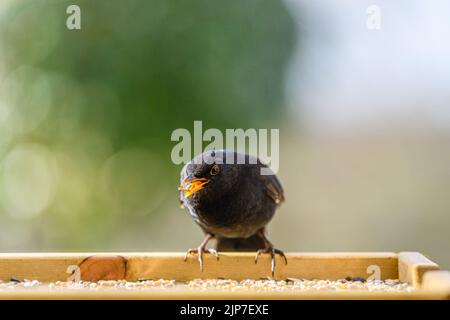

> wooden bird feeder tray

[{"left": 0, "top": 252, "right": 449, "bottom": 299}]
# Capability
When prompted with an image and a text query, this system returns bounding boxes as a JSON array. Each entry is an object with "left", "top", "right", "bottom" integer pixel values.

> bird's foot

[
  {"left": 254, "top": 247, "right": 288, "bottom": 276},
  {"left": 184, "top": 247, "right": 219, "bottom": 272}
]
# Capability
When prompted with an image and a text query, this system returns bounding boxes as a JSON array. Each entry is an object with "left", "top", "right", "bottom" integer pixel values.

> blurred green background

[
  {"left": 1, "top": 0, "right": 450, "bottom": 270},
  {"left": 0, "top": 0, "right": 294, "bottom": 249}
]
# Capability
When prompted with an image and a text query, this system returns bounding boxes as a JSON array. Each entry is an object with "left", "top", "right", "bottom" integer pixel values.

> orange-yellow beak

[{"left": 178, "top": 178, "right": 209, "bottom": 198}]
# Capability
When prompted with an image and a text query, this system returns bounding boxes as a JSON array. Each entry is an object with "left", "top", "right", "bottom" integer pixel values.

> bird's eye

[{"left": 210, "top": 164, "right": 220, "bottom": 176}]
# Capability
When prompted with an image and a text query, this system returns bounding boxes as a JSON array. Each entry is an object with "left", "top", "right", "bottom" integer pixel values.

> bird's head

[{"left": 179, "top": 150, "right": 241, "bottom": 201}]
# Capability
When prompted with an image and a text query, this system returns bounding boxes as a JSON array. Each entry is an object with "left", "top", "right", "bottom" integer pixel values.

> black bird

[{"left": 179, "top": 149, "right": 287, "bottom": 275}]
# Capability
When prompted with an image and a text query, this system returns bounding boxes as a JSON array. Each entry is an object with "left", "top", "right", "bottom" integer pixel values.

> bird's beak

[{"left": 178, "top": 178, "right": 209, "bottom": 198}]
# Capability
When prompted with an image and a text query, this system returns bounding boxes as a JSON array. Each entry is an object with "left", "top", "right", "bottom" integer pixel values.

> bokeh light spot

[
  {"left": 1, "top": 66, "right": 52, "bottom": 134},
  {"left": 0, "top": 144, "right": 58, "bottom": 219},
  {"left": 100, "top": 148, "right": 167, "bottom": 217}
]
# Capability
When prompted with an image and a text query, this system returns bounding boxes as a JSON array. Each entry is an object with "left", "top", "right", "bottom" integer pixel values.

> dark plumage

[{"left": 179, "top": 149, "right": 286, "bottom": 275}]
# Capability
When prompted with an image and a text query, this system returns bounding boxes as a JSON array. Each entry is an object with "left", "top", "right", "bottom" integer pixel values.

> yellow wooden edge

[
  {"left": 422, "top": 270, "right": 450, "bottom": 299},
  {"left": 0, "top": 288, "right": 446, "bottom": 300},
  {"left": 0, "top": 252, "right": 399, "bottom": 282},
  {"left": 0, "top": 252, "right": 447, "bottom": 299},
  {"left": 398, "top": 252, "right": 440, "bottom": 286}
]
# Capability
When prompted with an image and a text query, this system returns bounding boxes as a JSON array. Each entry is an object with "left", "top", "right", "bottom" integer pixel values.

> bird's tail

[{"left": 215, "top": 234, "right": 266, "bottom": 252}]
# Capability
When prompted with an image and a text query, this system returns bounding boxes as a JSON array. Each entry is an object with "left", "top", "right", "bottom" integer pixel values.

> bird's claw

[
  {"left": 184, "top": 247, "right": 220, "bottom": 272},
  {"left": 208, "top": 248, "right": 220, "bottom": 259},
  {"left": 254, "top": 247, "right": 288, "bottom": 276}
]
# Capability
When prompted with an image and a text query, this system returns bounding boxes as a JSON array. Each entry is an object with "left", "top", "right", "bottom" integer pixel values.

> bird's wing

[
  {"left": 263, "top": 174, "right": 285, "bottom": 204},
  {"left": 257, "top": 164, "right": 285, "bottom": 205}
]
